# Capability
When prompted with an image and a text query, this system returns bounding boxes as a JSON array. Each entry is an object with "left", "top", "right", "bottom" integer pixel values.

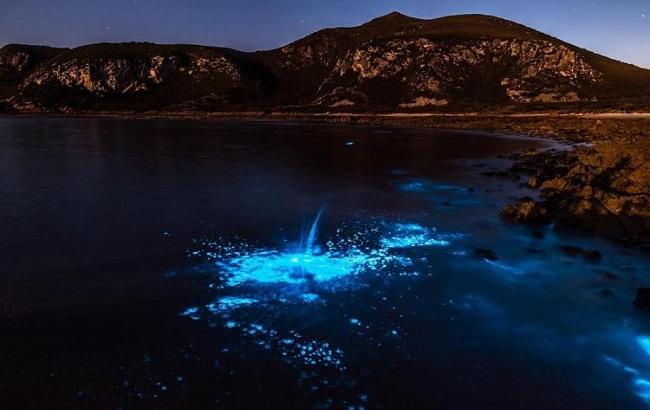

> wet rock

[
  {"left": 600, "top": 271, "right": 619, "bottom": 281},
  {"left": 507, "top": 140, "right": 650, "bottom": 246},
  {"left": 474, "top": 249, "right": 498, "bottom": 261},
  {"left": 527, "top": 175, "right": 541, "bottom": 188},
  {"left": 558, "top": 245, "right": 584, "bottom": 257},
  {"left": 501, "top": 198, "right": 550, "bottom": 224},
  {"left": 634, "top": 288, "right": 650, "bottom": 311},
  {"left": 481, "top": 171, "right": 521, "bottom": 181},
  {"left": 558, "top": 245, "right": 602, "bottom": 262},
  {"left": 599, "top": 289, "right": 615, "bottom": 298},
  {"left": 584, "top": 249, "right": 602, "bottom": 263},
  {"left": 526, "top": 248, "right": 546, "bottom": 254}
]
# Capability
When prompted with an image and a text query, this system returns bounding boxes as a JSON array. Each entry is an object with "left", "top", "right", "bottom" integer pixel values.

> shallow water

[{"left": 2, "top": 118, "right": 650, "bottom": 409}]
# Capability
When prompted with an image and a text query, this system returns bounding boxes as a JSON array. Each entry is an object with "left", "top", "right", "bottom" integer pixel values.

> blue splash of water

[
  {"left": 220, "top": 249, "right": 376, "bottom": 286},
  {"left": 305, "top": 207, "right": 325, "bottom": 254}
]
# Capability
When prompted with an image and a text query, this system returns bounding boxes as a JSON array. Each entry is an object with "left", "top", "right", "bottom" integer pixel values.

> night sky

[{"left": 1, "top": 0, "right": 649, "bottom": 68}]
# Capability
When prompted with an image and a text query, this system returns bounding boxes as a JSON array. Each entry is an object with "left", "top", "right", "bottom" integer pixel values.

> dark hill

[{"left": 2, "top": 12, "right": 650, "bottom": 112}]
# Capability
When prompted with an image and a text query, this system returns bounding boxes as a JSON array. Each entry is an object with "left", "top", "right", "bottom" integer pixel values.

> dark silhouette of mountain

[{"left": 1, "top": 12, "right": 650, "bottom": 113}]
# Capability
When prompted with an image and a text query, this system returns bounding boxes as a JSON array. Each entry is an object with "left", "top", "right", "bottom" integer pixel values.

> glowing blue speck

[
  {"left": 638, "top": 336, "right": 650, "bottom": 357},
  {"left": 179, "top": 307, "right": 200, "bottom": 320},
  {"left": 635, "top": 378, "right": 650, "bottom": 403}
]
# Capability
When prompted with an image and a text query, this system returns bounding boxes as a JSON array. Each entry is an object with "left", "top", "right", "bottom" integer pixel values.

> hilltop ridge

[{"left": 1, "top": 12, "right": 650, "bottom": 113}]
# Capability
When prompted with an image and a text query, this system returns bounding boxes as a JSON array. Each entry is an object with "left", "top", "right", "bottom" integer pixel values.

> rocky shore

[
  {"left": 241, "top": 112, "right": 650, "bottom": 249},
  {"left": 427, "top": 115, "right": 650, "bottom": 249}
]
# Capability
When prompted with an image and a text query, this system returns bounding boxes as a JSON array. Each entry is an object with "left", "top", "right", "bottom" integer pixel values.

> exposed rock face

[
  {"left": 0, "top": 45, "right": 66, "bottom": 99},
  {"left": 23, "top": 56, "right": 181, "bottom": 93},
  {"left": 315, "top": 38, "right": 601, "bottom": 106},
  {"left": 22, "top": 53, "right": 242, "bottom": 94},
  {"left": 1, "top": 44, "right": 270, "bottom": 111},
  {"left": 0, "top": 49, "right": 31, "bottom": 74}
]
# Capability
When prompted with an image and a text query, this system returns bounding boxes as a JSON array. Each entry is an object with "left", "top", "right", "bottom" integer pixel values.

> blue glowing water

[
  {"left": 182, "top": 189, "right": 650, "bottom": 408},
  {"left": 304, "top": 207, "right": 325, "bottom": 254},
  {"left": 7, "top": 119, "right": 650, "bottom": 409}
]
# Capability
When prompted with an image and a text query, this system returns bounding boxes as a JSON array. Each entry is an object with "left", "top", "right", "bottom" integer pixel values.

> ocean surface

[{"left": 2, "top": 117, "right": 650, "bottom": 409}]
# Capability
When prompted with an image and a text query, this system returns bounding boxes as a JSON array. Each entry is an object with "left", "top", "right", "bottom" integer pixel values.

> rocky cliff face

[
  {"left": 2, "top": 44, "right": 271, "bottom": 112},
  {"left": 0, "top": 45, "right": 65, "bottom": 98},
  {"left": 1, "top": 13, "right": 649, "bottom": 112},
  {"left": 312, "top": 38, "right": 602, "bottom": 107}
]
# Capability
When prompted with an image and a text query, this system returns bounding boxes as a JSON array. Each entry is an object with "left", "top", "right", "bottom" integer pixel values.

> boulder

[
  {"left": 634, "top": 288, "right": 650, "bottom": 311},
  {"left": 474, "top": 249, "right": 498, "bottom": 261},
  {"left": 501, "top": 198, "right": 550, "bottom": 224}
]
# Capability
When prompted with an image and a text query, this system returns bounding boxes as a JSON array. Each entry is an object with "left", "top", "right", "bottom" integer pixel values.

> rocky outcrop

[
  {"left": 635, "top": 288, "right": 650, "bottom": 311},
  {"left": 501, "top": 197, "right": 550, "bottom": 224},
  {"left": 23, "top": 55, "right": 181, "bottom": 93},
  {"left": 504, "top": 140, "right": 650, "bottom": 246},
  {"left": 1, "top": 44, "right": 272, "bottom": 111},
  {"left": 314, "top": 38, "right": 601, "bottom": 107},
  {"left": 0, "top": 44, "right": 66, "bottom": 100}
]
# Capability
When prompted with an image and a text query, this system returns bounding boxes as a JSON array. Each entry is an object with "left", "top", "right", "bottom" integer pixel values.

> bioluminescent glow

[
  {"left": 179, "top": 307, "right": 201, "bottom": 320},
  {"left": 638, "top": 336, "right": 650, "bottom": 357},
  {"left": 222, "top": 321, "right": 346, "bottom": 370},
  {"left": 301, "top": 293, "right": 320, "bottom": 303},
  {"left": 206, "top": 296, "right": 258, "bottom": 314},
  {"left": 381, "top": 234, "right": 449, "bottom": 249},
  {"left": 398, "top": 180, "right": 468, "bottom": 193},
  {"left": 304, "top": 207, "right": 325, "bottom": 255},
  {"left": 381, "top": 222, "right": 452, "bottom": 249},
  {"left": 180, "top": 212, "right": 466, "bottom": 380},
  {"left": 184, "top": 216, "right": 462, "bottom": 319},
  {"left": 220, "top": 250, "right": 373, "bottom": 286},
  {"left": 635, "top": 379, "right": 650, "bottom": 403}
]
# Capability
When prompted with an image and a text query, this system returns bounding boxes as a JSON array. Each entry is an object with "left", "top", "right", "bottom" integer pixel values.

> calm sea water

[{"left": 2, "top": 118, "right": 650, "bottom": 409}]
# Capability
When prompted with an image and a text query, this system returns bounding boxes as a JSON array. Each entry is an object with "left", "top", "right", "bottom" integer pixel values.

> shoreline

[
  {"left": 4, "top": 110, "right": 650, "bottom": 121},
  {"left": 3, "top": 110, "right": 649, "bottom": 248}
]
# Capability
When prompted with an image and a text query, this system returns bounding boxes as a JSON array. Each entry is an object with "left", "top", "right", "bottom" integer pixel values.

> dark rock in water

[
  {"left": 558, "top": 245, "right": 601, "bottom": 262},
  {"left": 599, "top": 289, "right": 615, "bottom": 298},
  {"left": 467, "top": 187, "right": 475, "bottom": 193},
  {"left": 531, "top": 231, "right": 545, "bottom": 240},
  {"left": 526, "top": 247, "right": 546, "bottom": 254},
  {"left": 584, "top": 249, "right": 602, "bottom": 263},
  {"left": 481, "top": 171, "right": 521, "bottom": 181},
  {"left": 501, "top": 197, "right": 550, "bottom": 224},
  {"left": 634, "top": 288, "right": 650, "bottom": 311},
  {"left": 559, "top": 245, "right": 584, "bottom": 257},
  {"left": 600, "top": 271, "right": 619, "bottom": 281},
  {"left": 527, "top": 175, "right": 541, "bottom": 188},
  {"left": 474, "top": 249, "right": 498, "bottom": 261}
]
